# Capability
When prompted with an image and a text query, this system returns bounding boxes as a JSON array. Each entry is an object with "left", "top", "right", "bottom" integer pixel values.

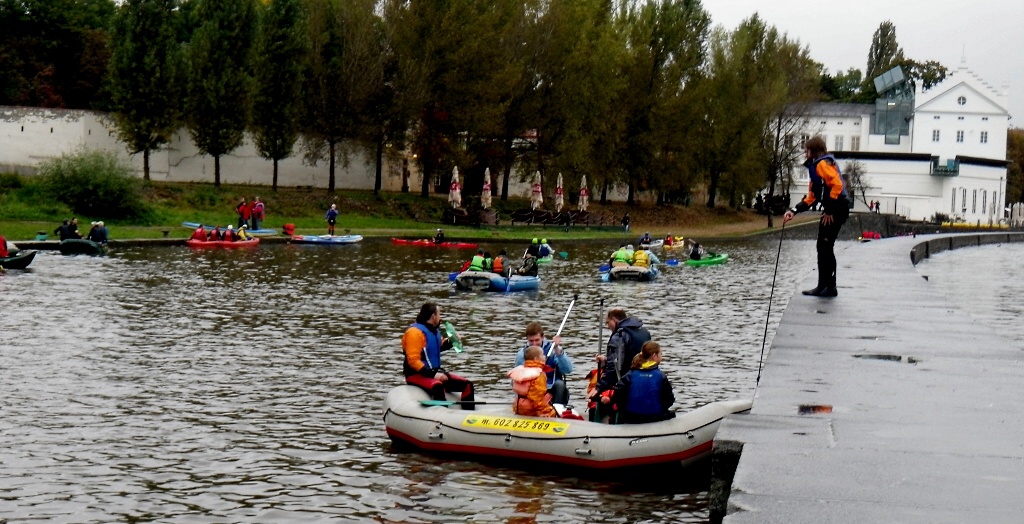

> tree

[
  {"left": 820, "top": 67, "right": 862, "bottom": 102},
  {"left": 251, "top": 0, "right": 306, "bottom": 191},
  {"left": 185, "top": 0, "right": 256, "bottom": 187},
  {"left": 1007, "top": 128, "right": 1024, "bottom": 204},
  {"left": 108, "top": 0, "right": 183, "bottom": 181}
]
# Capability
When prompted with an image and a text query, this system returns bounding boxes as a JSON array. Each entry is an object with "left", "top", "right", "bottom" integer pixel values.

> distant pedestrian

[
  {"left": 250, "top": 197, "right": 265, "bottom": 230},
  {"left": 784, "top": 135, "right": 849, "bottom": 298},
  {"left": 236, "top": 198, "right": 250, "bottom": 229},
  {"left": 621, "top": 212, "right": 630, "bottom": 232}
]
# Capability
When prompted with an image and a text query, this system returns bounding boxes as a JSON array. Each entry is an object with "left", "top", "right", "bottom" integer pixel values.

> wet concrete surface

[{"left": 712, "top": 232, "right": 1024, "bottom": 524}]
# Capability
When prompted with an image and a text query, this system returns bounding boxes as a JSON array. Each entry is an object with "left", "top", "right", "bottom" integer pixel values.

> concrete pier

[{"left": 711, "top": 232, "right": 1024, "bottom": 524}]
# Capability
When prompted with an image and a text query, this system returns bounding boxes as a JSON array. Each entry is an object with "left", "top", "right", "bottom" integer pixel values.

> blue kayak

[
  {"left": 182, "top": 222, "right": 277, "bottom": 236},
  {"left": 289, "top": 234, "right": 363, "bottom": 245},
  {"left": 453, "top": 271, "right": 540, "bottom": 292}
]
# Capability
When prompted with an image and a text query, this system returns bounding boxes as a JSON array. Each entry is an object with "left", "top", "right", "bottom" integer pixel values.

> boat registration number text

[{"left": 462, "top": 415, "right": 569, "bottom": 435}]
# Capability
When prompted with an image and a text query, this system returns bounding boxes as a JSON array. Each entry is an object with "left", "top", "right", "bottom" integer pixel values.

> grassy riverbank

[{"left": 0, "top": 178, "right": 786, "bottom": 241}]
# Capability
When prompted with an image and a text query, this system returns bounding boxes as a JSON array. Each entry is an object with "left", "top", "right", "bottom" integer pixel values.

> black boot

[
  {"left": 817, "top": 286, "right": 838, "bottom": 297},
  {"left": 802, "top": 285, "right": 825, "bottom": 296}
]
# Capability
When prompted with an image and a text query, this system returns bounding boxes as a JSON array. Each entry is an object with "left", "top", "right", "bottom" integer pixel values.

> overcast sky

[{"left": 701, "top": 0, "right": 1024, "bottom": 127}]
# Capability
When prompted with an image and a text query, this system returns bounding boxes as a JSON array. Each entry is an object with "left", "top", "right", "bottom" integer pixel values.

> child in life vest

[{"left": 509, "top": 345, "right": 556, "bottom": 417}]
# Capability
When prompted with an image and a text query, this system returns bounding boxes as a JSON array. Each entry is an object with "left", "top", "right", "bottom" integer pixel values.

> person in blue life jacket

[
  {"left": 587, "top": 308, "right": 652, "bottom": 422},
  {"left": 514, "top": 321, "right": 574, "bottom": 406},
  {"left": 638, "top": 232, "right": 652, "bottom": 247},
  {"left": 86, "top": 221, "right": 108, "bottom": 244},
  {"left": 603, "top": 341, "right": 675, "bottom": 424},
  {"left": 537, "top": 238, "right": 552, "bottom": 258},
  {"left": 401, "top": 302, "right": 475, "bottom": 407},
  {"left": 325, "top": 203, "right": 339, "bottom": 235},
  {"left": 467, "top": 249, "right": 486, "bottom": 272},
  {"left": 783, "top": 135, "right": 850, "bottom": 297}
]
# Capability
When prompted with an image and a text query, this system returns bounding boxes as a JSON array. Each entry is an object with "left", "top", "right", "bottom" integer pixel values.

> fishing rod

[{"left": 756, "top": 221, "right": 786, "bottom": 384}]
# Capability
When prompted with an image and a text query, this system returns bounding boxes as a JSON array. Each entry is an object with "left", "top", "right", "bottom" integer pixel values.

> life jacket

[
  {"left": 224, "top": 229, "right": 235, "bottom": 242},
  {"left": 492, "top": 256, "right": 505, "bottom": 274},
  {"left": 484, "top": 257, "right": 493, "bottom": 272},
  {"left": 189, "top": 228, "right": 206, "bottom": 241},
  {"left": 410, "top": 322, "right": 443, "bottom": 370},
  {"left": 469, "top": 254, "right": 486, "bottom": 272},
  {"left": 0, "top": 235, "right": 7, "bottom": 258},
  {"left": 805, "top": 154, "right": 849, "bottom": 210},
  {"left": 612, "top": 248, "right": 630, "bottom": 264},
  {"left": 209, "top": 228, "right": 221, "bottom": 241},
  {"left": 520, "top": 340, "right": 564, "bottom": 388},
  {"left": 538, "top": 245, "right": 551, "bottom": 257},
  {"left": 509, "top": 365, "right": 544, "bottom": 397},
  {"left": 632, "top": 249, "right": 650, "bottom": 268},
  {"left": 625, "top": 362, "right": 667, "bottom": 416},
  {"left": 664, "top": 236, "right": 673, "bottom": 246},
  {"left": 252, "top": 202, "right": 265, "bottom": 218}
]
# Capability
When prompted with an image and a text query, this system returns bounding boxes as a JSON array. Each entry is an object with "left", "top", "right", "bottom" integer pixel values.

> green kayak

[{"left": 685, "top": 252, "right": 728, "bottom": 266}]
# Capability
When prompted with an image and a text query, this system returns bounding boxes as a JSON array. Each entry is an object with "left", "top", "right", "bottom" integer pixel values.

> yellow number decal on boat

[{"left": 462, "top": 415, "right": 569, "bottom": 435}]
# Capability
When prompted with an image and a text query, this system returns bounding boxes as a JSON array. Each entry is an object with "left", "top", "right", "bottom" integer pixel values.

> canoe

[
  {"left": 391, "top": 238, "right": 478, "bottom": 249},
  {"left": 181, "top": 222, "right": 277, "bottom": 236},
  {"left": 454, "top": 270, "right": 540, "bottom": 292},
  {"left": 0, "top": 249, "right": 37, "bottom": 269},
  {"left": 383, "top": 385, "right": 752, "bottom": 471},
  {"left": 685, "top": 253, "right": 729, "bottom": 266},
  {"left": 603, "top": 265, "right": 659, "bottom": 282},
  {"left": 186, "top": 238, "right": 260, "bottom": 248},
  {"left": 59, "top": 239, "right": 105, "bottom": 255},
  {"left": 290, "top": 234, "right": 363, "bottom": 245}
]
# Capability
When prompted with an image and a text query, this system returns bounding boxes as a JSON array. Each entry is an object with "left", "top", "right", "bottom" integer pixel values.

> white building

[{"left": 792, "top": 61, "right": 1011, "bottom": 222}]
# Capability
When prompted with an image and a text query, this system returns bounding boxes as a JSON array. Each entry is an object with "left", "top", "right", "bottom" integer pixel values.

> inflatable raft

[
  {"left": 0, "top": 249, "right": 37, "bottom": 269},
  {"left": 59, "top": 239, "right": 105, "bottom": 255},
  {"left": 182, "top": 222, "right": 277, "bottom": 236},
  {"left": 685, "top": 253, "right": 729, "bottom": 266},
  {"left": 290, "top": 234, "right": 363, "bottom": 245},
  {"left": 383, "top": 385, "right": 752, "bottom": 470},
  {"left": 454, "top": 270, "right": 540, "bottom": 292},
  {"left": 391, "top": 238, "right": 478, "bottom": 249},
  {"left": 603, "top": 265, "right": 659, "bottom": 282},
  {"left": 186, "top": 238, "right": 260, "bottom": 248}
]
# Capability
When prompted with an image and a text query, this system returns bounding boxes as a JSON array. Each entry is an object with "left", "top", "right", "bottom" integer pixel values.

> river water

[{"left": 0, "top": 236, "right": 818, "bottom": 523}]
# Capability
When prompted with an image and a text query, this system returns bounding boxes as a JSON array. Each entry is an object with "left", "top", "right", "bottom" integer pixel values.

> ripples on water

[
  {"left": 916, "top": 243, "right": 1024, "bottom": 345},
  {"left": 0, "top": 237, "right": 818, "bottom": 522}
]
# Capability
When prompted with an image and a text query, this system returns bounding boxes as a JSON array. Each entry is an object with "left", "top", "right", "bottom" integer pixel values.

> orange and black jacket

[{"left": 792, "top": 154, "right": 849, "bottom": 215}]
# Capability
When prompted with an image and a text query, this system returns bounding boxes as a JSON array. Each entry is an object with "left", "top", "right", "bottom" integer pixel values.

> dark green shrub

[
  {"left": 37, "top": 150, "right": 150, "bottom": 219},
  {"left": 0, "top": 172, "right": 23, "bottom": 192}
]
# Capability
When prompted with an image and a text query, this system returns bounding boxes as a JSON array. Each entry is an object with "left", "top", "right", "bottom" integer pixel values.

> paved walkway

[{"left": 712, "top": 232, "right": 1024, "bottom": 524}]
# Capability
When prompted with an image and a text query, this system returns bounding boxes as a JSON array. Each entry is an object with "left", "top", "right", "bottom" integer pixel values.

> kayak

[
  {"left": 0, "top": 249, "right": 37, "bottom": 269},
  {"left": 290, "top": 234, "right": 363, "bottom": 245},
  {"left": 685, "top": 252, "right": 729, "bottom": 266},
  {"left": 602, "top": 265, "right": 659, "bottom": 282},
  {"left": 639, "top": 239, "right": 664, "bottom": 249},
  {"left": 391, "top": 238, "right": 478, "bottom": 249},
  {"left": 186, "top": 238, "right": 260, "bottom": 248},
  {"left": 535, "top": 254, "right": 554, "bottom": 265},
  {"left": 383, "top": 385, "right": 752, "bottom": 471},
  {"left": 59, "top": 239, "right": 106, "bottom": 255},
  {"left": 182, "top": 222, "right": 277, "bottom": 236},
  {"left": 454, "top": 270, "right": 540, "bottom": 292}
]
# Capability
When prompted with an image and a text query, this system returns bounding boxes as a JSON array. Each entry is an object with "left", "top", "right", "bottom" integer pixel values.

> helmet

[
  {"left": 541, "top": 238, "right": 547, "bottom": 244},
  {"left": 532, "top": 238, "right": 538, "bottom": 244},
  {"left": 437, "top": 228, "right": 442, "bottom": 232},
  {"left": 227, "top": 225, "right": 233, "bottom": 229}
]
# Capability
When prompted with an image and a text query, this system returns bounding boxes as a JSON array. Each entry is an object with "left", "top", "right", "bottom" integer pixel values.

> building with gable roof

[{"left": 788, "top": 61, "right": 1011, "bottom": 222}]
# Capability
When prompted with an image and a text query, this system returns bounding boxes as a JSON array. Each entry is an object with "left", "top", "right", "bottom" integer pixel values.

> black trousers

[{"left": 816, "top": 207, "right": 849, "bottom": 288}]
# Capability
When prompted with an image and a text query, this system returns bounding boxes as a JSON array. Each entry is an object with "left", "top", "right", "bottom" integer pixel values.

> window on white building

[
  {"left": 961, "top": 188, "right": 967, "bottom": 212},
  {"left": 957, "top": 96, "right": 967, "bottom": 105},
  {"left": 982, "top": 117, "right": 989, "bottom": 121},
  {"left": 951, "top": 188, "right": 956, "bottom": 214},
  {"left": 956, "top": 130, "right": 964, "bottom": 143},
  {"left": 837, "top": 121, "right": 843, "bottom": 125},
  {"left": 982, "top": 191, "right": 987, "bottom": 214},
  {"left": 981, "top": 131, "right": 988, "bottom": 144},
  {"left": 834, "top": 136, "right": 843, "bottom": 151},
  {"left": 932, "top": 130, "right": 940, "bottom": 142},
  {"left": 972, "top": 190, "right": 977, "bottom": 214},
  {"left": 957, "top": 116, "right": 964, "bottom": 120},
  {"left": 933, "top": 115, "right": 940, "bottom": 120},
  {"left": 851, "top": 136, "right": 860, "bottom": 151}
]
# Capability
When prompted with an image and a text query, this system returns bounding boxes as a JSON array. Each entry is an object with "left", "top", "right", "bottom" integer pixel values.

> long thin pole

[
  {"left": 555, "top": 294, "right": 578, "bottom": 338},
  {"left": 757, "top": 221, "right": 786, "bottom": 384}
]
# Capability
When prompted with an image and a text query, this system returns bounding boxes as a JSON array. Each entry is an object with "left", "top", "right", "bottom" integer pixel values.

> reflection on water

[
  {"left": 916, "top": 243, "right": 1024, "bottom": 345},
  {"left": 0, "top": 237, "right": 817, "bottom": 522}
]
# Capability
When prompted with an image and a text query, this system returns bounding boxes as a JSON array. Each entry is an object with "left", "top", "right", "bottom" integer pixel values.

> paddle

[
  {"left": 558, "top": 251, "right": 569, "bottom": 259},
  {"left": 598, "top": 264, "right": 610, "bottom": 273},
  {"left": 554, "top": 294, "right": 578, "bottom": 339},
  {"left": 420, "top": 400, "right": 504, "bottom": 407},
  {"left": 448, "top": 271, "right": 459, "bottom": 282},
  {"left": 665, "top": 259, "right": 679, "bottom": 266}
]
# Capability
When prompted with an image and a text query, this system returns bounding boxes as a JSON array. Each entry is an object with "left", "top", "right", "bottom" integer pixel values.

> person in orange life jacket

[
  {"left": 189, "top": 225, "right": 207, "bottom": 242},
  {"left": 664, "top": 234, "right": 674, "bottom": 247},
  {"left": 236, "top": 198, "right": 250, "bottom": 229},
  {"left": 509, "top": 345, "right": 556, "bottom": 418},
  {"left": 587, "top": 308, "right": 651, "bottom": 422},
  {"left": 250, "top": 197, "right": 265, "bottom": 230},
  {"left": 401, "top": 302, "right": 475, "bottom": 407},
  {"left": 602, "top": 341, "right": 675, "bottom": 424},
  {"left": 468, "top": 249, "right": 486, "bottom": 272},
  {"left": 492, "top": 249, "right": 508, "bottom": 277},
  {"left": 514, "top": 321, "right": 574, "bottom": 406},
  {"left": 783, "top": 135, "right": 850, "bottom": 298}
]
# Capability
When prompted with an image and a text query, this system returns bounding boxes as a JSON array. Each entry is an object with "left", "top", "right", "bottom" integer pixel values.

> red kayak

[
  {"left": 390, "top": 238, "right": 478, "bottom": 249},
  {"left": 187, "top": 238, "right": 260, "bottom": 248}
]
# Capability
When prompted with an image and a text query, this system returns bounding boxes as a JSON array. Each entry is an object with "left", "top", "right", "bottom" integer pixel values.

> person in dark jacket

[
  {"left": 783, "top": 135, "right": 850, "bottom": 297},
  {"left": 587, "top": 308, "right": 651, "bottom": 421},
  {"left": 605, "top": 341, "right": 675, "bottom": 424}
]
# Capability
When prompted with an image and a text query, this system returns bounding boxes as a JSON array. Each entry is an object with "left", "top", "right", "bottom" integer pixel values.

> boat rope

[{"left": 757, "top": 221, "right": 786, "bottom": 385}]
